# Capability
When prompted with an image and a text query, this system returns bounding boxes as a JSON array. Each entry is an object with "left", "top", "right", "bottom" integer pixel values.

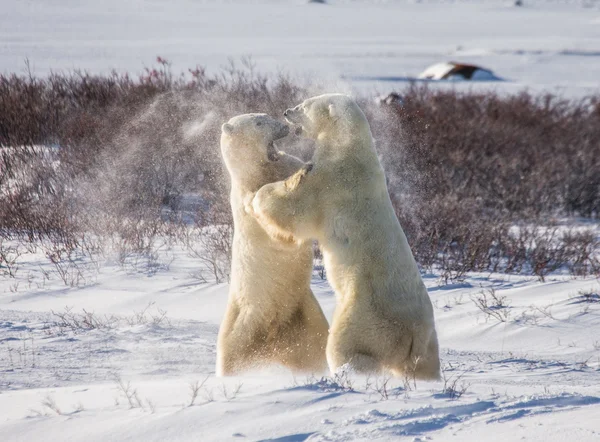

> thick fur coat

[
  {"left": 217, "top": 113, "right": 329, "bottom": 376},
  {"left": 250, "top": 96, "right": 440, "bottom": 379}
]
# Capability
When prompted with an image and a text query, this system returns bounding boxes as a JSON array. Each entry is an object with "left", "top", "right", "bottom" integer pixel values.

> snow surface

[
  {"left": 3, "top": 1, "right": 600, "bottom": 440},
  {"left": 2, "top": 0, "right": 600, "bottom": 97},
  {"left": 1, "top": 244, "right": 600, "bottom": 441}
]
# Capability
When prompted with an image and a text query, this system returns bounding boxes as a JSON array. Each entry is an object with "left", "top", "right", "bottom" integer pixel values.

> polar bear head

[
  {"left": 220, "top": 113, "right": 291, "bottom": 188},
  {"left": 283, "top": 94, "right": 370, "bottom": 144}
]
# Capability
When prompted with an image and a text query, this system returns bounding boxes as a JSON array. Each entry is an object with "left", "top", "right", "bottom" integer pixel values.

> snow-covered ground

[
  {"left": 2, "top": 0, "right": 600, "bottom": 97},
  {"left": 3, "top": 1, "right": 600, "bottom": 440},
  {"left": 1, "top": 244, "right": 600, "bottom": 441}
]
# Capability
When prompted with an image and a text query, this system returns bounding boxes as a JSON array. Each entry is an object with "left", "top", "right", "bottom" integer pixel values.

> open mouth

[
  {"left": 267, "top": 125, "right": 290, "bottom": 161},
  {"left": 267, "top": 141, "right": 280, "bottom": 162}
]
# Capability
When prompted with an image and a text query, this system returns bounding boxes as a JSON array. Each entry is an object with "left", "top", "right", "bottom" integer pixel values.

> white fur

[
  {"left": 251, "top": 96, "right": 440, "bottom": 379},
  {"left": 217, "top": 113, "right": 329, "bottom": 376}
]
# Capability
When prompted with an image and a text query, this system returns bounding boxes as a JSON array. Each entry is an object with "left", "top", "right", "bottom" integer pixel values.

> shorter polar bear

[
  {"left": 251, "top": 95, "right": 440, "bottom": 380},
  {"left": 216, "top": 113, "right": 329, "bottom": 376}
]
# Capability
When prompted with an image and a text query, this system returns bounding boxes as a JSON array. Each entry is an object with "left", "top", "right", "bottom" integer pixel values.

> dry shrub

[
  {"left": 1, "top": 59, "right": 308, "bottom": 282},
  {"left": 368, "top": 85, "right": 600, "bottom": 280},
  {"left": 184, "top": 207, "right": 234, "bottom": 283},
  {"left": 471, "top": 288, "right": 511, "bottom": 322},
  {"left": 1, "top": 63, "right": 599, "bottom": 282},
  {"left": 371, "top": 86, "right": 600, "bottom": 217}
]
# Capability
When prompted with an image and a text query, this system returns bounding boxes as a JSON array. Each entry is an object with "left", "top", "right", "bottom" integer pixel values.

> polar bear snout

[
  {"left": 284, "top": 105, "right": 303, "bottom": 124},
  {"left": 284, "top": 106, "right": 306, "bottom": 136}
]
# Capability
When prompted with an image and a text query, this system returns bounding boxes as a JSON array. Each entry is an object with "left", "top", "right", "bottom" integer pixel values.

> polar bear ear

[{"left": 222, "top": 123, "right": 234, "bottom": 135}]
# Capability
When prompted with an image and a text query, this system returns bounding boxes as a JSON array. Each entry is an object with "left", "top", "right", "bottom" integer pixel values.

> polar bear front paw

[
  {"left": 285, "top": 163, "right": 313, "bottom": 191},
  {"left": 243, "top": 192, "right": 257, "bottom": 216},
  {"left": 251, "top": 185, "right": 298, "bottom": 244},
  {"left": 251, "top": 185, "right": 271, "bottom": 218}
]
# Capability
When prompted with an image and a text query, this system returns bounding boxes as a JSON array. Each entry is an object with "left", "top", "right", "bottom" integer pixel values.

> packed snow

[{"left": 1, "top": 243, "right": 600, "bottom": 441}]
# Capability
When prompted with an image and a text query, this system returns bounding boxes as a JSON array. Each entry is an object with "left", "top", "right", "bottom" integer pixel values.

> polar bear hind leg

[
  {"left": 270, "top": 298, "right": 329, "bottom": 373},
  {"left": 410, "top": 330, "right": 441, "bottom": 380}
]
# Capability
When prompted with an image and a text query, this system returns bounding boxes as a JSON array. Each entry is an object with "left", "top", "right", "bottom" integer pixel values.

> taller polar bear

[
  {"left": 217, "top": 113, "right": 329, "bottom": 376},
  {"left": 251, "top": 95, "right": 440, "bottom": 380}
]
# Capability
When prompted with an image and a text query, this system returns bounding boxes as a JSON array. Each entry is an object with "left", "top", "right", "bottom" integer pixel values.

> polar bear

[
  {"left": 216, "top": 113, "right": 329, "bottom": 376},
  {"left": 250, "top": 95, "right": 440, "bottom": 380}
]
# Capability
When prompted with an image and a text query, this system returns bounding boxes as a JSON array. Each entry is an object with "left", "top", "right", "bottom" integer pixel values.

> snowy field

[
  {"left": 1, "top": 244, "right": 600, "bottom": 441},
  {"left": 2, "top": 0, "right": 600, "bottom": 97},
  {"left": 3, "top": 1, "right": 600, "bottom": 441}
]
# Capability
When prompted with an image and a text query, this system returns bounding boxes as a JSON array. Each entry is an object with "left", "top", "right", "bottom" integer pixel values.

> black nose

[{"left": 283, "top": 110, "right": 289, "bottom": 117}]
